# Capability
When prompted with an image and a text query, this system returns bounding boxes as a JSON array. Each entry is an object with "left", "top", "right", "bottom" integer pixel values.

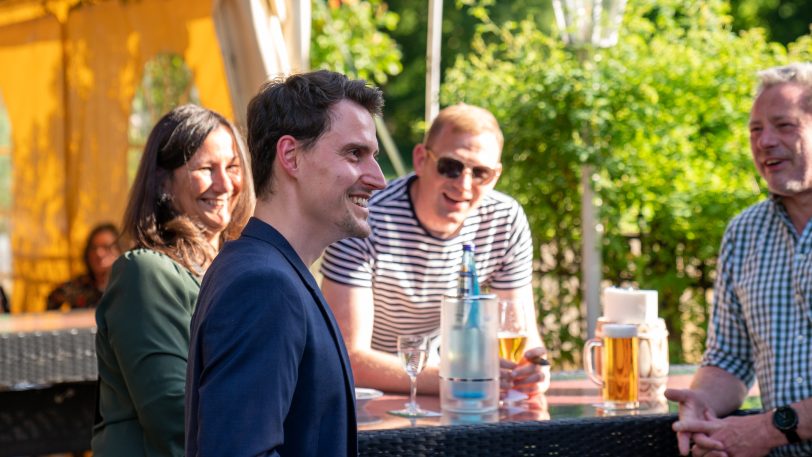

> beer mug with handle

[{"left": 583, "top": 323, "right": 639, "bottom": 410}]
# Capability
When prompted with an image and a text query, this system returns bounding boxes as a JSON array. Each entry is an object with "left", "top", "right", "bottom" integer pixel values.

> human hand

[
  {"left": 665, "top": 388, "right": 724, "bottom": 455},
  {"left": 674, "top": 412, "right": 776, "bottom": 457},
  {"left": 500, "top": 346, "right": 549, "bottom": 396}
]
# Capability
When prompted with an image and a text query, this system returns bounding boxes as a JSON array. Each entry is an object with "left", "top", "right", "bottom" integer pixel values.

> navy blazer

[{"left": 185, "top": 218, "right": 357, "bottom": 457}]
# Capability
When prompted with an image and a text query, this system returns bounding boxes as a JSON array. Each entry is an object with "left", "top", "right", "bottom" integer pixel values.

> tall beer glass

[{"left": 583, "top": 323, "right": 639, "bottom": 410}]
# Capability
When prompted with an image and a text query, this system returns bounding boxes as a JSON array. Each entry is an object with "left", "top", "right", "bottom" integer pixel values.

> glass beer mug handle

[{"left": 583, "top": 338, "right": 603, "bottom": 387}]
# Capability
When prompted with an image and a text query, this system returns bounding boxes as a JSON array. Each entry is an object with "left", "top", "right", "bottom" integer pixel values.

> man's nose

[
  {"left": 758, "top": 125, "right": 780, "bottom": 149},
  {"left": 453, "top": 167, "right": 474, "bottom": 190},
  {"left": 364, "top": 156, "right": 386, "bottom": 190}
]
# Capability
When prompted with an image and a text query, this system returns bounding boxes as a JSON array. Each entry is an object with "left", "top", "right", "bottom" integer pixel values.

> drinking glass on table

[
  {"left": 498, "top": 299, "right": 530, "bottom": 406},
  {"left": 388, "top": 334, "right": 440, "bottom": 418}
]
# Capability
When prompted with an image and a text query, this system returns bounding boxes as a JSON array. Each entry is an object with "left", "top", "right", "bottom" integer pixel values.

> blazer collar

[{"left": 241, "top": 217, "right": 321, "bottom": 293}]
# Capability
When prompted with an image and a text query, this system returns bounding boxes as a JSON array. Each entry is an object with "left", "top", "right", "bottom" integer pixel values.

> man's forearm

[
  {"left": 690, "top": 365, "right": 749, "bottom": 417},
  {"left": 349, "top": 348, "right": 441, "bottom": 394}
]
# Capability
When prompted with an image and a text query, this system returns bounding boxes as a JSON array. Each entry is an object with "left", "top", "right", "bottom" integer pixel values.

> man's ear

[
  {"left": 275, "top": 135, "right": 300, "bottom": 177},
  {"left": 413, "top": 143, "right": 428, "bottom": 177}
]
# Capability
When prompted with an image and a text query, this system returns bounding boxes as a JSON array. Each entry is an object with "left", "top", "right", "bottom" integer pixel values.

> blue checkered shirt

[{"left": 703, "top": 196, "right": 812, "bottom": 456}]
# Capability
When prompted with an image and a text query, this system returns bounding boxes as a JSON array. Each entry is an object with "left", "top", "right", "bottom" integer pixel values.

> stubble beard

[{"left": 338, "top": 211, "right": 372, "bottom": 240}]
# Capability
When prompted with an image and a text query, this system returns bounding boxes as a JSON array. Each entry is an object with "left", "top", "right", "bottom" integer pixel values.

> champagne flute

[
  {"left": 388, "top": 334, "right": 440, "bottom": 418},
  {"left": 498, "top": 299, "right": 530, "bottom": 408}
]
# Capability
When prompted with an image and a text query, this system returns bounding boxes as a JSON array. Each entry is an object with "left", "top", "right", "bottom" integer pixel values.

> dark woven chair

[
  {"left": 360, "top": 414, "right": 680, "bottom": 457},
  {"left": 0, "top": 381, "right": 96, "bottom": 456}
]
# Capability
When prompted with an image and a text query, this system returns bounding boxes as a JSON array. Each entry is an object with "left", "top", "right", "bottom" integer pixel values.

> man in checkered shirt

[{"left": 665, "top": 62, "right": 812, "bottom": 457}]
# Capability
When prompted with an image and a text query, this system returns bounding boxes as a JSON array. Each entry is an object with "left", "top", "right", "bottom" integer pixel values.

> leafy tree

[
  {"left": 380, "top": 0, "right": 554, "bottom": 155},
  {"left": 128, "top": 53, "right": 199, "bottom": 182},
  {"left": 729, "top": 0, "right": 812, "bottom": 45},
  {"left": 442, "top": 0, "right": 812, "bottom": 366},
  {"left": 311, "top": 0, "right": 402, "bottom": 85}
]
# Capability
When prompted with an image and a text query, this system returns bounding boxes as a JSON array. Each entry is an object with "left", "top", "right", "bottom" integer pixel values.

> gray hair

[{"left": 756, "top": 63, "right": 812, "bottom": 112}]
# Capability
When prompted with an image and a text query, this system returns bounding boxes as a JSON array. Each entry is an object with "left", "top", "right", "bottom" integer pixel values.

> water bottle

[
  {"left": 457, "top": 242, "right": 480, "bottom": 297},
  {"left": 439, "top": 243, "right": 498, "bottom": 413},
  {"left": 457, "top": 243, "right": 480, "bottom": 327}
]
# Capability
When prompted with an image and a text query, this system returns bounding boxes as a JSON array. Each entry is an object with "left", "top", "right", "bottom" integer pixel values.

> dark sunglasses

[{"left": 425, "top": 147, "right": 498, "bottom": 184}]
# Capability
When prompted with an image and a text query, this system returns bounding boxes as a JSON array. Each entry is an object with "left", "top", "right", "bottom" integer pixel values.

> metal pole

[
  {"left": 581, "top": 164, "right": 601, "bottom": 338},
  {"left": 425, "top": 0, "right": 443, "bottom": 125},
  {"left": 578, "top": 48, "right": 602, "bottom": 339}
]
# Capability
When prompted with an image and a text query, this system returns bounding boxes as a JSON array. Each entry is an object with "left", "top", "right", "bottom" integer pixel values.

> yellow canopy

[{"left": 0, "top": 0, "right": 308, "bottom": 312}]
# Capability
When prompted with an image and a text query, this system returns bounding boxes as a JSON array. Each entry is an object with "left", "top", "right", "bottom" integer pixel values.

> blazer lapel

[{"left": 241, "top": 219, "right": 358, "bottom": 404}]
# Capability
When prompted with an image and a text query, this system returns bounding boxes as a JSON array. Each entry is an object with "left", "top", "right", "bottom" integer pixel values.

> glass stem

[{"left": 408, "top": 375, "right": 418, "bottom": 412}]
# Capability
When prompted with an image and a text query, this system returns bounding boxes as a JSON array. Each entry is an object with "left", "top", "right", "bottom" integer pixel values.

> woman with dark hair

[
  {"left": 46, "top": 223, "right": 122, "bottom": 311},
  {"left": 92, "top": 104, "right": 254, "bottom": 457}
]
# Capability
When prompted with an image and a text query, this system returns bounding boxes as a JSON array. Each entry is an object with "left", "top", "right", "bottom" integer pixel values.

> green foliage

[
  {"left": 729, "top": 0, "right": 812, "bottom": 45},
  {"left": 127, "top": 53, "right": 199, "bottom": 182},
  {"left": 311, "top": 0, "right": 403, "bottom": 85},
  {"left": 381, "top": 0, "right": 554, "bottom": 154},
  {"left": 443, "top": 0, "right": 810, "bottom": 367}
]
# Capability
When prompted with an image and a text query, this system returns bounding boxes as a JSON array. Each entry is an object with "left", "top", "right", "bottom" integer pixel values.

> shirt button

[
  {"left": 797, "top": 377, "right": 804, "bottom": 385},
  {"left": 796, "top": 293, "right": 804, "bottom": 303},
  {"left": 798, "top": 334, "right": 806, "bottom": 342}
]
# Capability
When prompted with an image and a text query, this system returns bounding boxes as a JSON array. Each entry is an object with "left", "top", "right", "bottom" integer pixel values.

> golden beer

[
  {"left": 601, "top": 336, "right": 639, "bottom": 406},
  {"left": 583, "top": 323, "right": 639, "bottom": 410},
  {"left": 497, "top": 332, "right": 527, "bottom": 363}
]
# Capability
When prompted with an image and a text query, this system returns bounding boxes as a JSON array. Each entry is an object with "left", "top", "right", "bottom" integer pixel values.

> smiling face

[
  {"left": 411, "top": 125, "right": 502, "bottom": 239},
  {"left": 298, "top": 99, "right": 386, "bottom": 241},
  {"left": 167, "top": 125, "right": 243, "bottom": 244},
  {"left": 749, "top": 82, "right": 812, "bottom": 203}
]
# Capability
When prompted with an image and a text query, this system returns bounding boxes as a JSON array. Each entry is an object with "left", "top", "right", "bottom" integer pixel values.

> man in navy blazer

[{"left": 185, "top": 70, "right": 386, "bottom": 456}]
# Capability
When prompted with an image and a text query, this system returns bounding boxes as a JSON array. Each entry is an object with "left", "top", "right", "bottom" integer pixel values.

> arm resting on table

[{"left": 322, "top": 277, "right": 439, "bottom": 394}]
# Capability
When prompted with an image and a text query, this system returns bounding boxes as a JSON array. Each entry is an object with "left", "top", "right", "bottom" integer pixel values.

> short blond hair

[
  {"left": 756, "top": 63, "right": 812, "bottom": 112},
  {"left": 424, "top": 103, "right": 504, "bottom": 150}
]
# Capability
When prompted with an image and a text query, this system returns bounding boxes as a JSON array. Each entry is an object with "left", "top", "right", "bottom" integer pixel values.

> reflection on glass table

[{"left": 358, "top": 365, "right": 762, "bottom": 431}]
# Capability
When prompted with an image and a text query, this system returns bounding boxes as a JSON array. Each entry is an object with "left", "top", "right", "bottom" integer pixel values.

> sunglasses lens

[
  {"left": 472, "top": 167, "right": 492, "bottom": 181},
  {"left": 437, "top": 158, "right": 464, "bottom": 178}
]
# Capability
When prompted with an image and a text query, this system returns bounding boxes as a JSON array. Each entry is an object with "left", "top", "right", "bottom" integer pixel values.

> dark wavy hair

[
  {"left": 246, "top": 70, "right": 384, "bottom": 198},
  {"left": 122, "top": 104, "right": 255, "bottom": 272}
]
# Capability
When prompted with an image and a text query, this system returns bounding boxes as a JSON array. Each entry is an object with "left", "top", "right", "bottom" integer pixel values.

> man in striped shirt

[
  {"left": 666, "top": 63, "right": 812, "bottom": 456},
  {"left": 320, "top": 103, "right": 549, "bottom": 398}
]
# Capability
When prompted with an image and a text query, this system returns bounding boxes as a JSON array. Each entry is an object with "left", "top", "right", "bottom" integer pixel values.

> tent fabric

[{"left": 0, "top": 0, "right": 250, "bottom": 312}]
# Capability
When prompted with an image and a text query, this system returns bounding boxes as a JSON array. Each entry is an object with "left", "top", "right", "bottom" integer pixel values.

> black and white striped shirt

[{"left": 321, "top": 173, "right": 534, "bottom": 354}]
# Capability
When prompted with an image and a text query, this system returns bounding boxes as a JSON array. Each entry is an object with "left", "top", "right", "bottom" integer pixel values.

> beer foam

[
  {"left": 601, "top": 323, "right": 638, "bottom": 338},
  {"left": 603, "top": 287, "right": 658, "bottom": 324}
]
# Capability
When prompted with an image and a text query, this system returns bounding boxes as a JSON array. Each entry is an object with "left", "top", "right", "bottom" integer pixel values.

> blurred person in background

[
  {"left": 46, "top": 223, "right": 122, "bottom": 311},
  {"left": 92, "top": 104, "right": 254, "bottom": 457}
]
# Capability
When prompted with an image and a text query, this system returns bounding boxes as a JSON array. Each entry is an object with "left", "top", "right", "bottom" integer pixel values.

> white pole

[
  {"left": 425, "top": 0, "right": 443, "bottom": 126},
  {"left": 581, "top": 164, "right": 601, "bottom": 338}
]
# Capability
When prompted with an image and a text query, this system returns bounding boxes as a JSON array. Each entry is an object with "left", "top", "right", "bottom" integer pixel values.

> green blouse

[{"left": 92, "top": 249, "right": 200, "bottom": 457}]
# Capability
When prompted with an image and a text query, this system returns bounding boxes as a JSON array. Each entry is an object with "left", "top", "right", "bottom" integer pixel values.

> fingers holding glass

[{"left": 497, "top": 300, "right": 531, "bottom": 407}]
